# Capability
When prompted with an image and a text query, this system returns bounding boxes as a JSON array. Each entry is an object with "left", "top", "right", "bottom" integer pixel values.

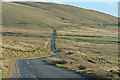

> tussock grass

[
  {"left": 45, "top": 52, "right": 119, "bottom": 80},
  {"left": 48, "top": 25, "right": 118, "bottom": 80},
  {"left": 45, "top": 57, "right": 67, "bottom": 65},
  {"left": 2, "top": 40, "right": 54, "bottom": 78},
  {"left": 2, "top": 1, "right": 118, "bottom": 79},
  {"left": 2, "top": 40, "right": 54, "bottom": 60},
  {"left": 57, "top": 26, "right": 118, "bottom": 38},
  {"left": 54, "top": 24, "right": 119, "bottom": 79}
]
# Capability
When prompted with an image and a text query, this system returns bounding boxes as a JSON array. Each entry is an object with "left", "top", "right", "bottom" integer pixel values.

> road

[
  {"left": 12, "top": 55, "right": 93, "bottom": 79},
  {"left": 50, "top": 29, "right": 59, "bottom": 53},
  {"left": 13, "top": 56, "right": 92, "bottom": 79},
  {"left": 51, "top": 25, "right": 65, "bottom": 53},
  {"left": 12, "top": 26, "right": 95, "bottom": 79}
]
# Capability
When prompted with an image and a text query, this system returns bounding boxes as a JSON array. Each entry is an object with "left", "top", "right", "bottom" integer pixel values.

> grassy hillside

[
  {"left": 2, "top": 2, "right": 118, "bottom": 79},
  {"left": 3, "top": 2, "right": 117, "bottom": 29}
]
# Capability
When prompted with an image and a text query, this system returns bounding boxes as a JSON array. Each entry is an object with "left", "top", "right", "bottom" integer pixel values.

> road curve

[
  {"left": 12, "top": 56, "right": 94, "bottom": 80},
  {"left": 14, "top": 57, "right": 91, "bottom": 79},
  {"left": 11, "top": 26, "right": 95, "bottom": 79}
]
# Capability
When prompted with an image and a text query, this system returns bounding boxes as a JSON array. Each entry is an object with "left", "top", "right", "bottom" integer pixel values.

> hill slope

[
  {"left": 2, "top": 2, "right": 118, "bottom": 79},
  {"left": 2, "top": 2, "right": 117, "bottom": 29}
]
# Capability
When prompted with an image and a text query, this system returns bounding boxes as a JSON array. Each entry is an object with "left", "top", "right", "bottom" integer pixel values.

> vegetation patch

[
  {"left": 55, "top": 64, "right": 69, "bottom": 69},
  {"left": 58, "top": 25, "right": 70, "bottom": 30},
  {"left": 2, "top": 40, "right": 54, "bottom": 60},
  {"left": 1, "top": 68, "right": 6, "bottom": 78},
  {"left": 45, "top": 52, "right": 119, "bottom": 80},
  {"left": 57, "top": 36, "right": 118, "bottom": 42},
  {"left": 2, "top": 32, "right": 50, "bottom": 38},
  {"left": 0, "top": 68, "right": 2, "bottom": 79},
  {"left": 45, "top": 57, "right": 67, "bottom": 65},
  {"left": 2, "top": 40, "right": 54, "bottom": 78}
]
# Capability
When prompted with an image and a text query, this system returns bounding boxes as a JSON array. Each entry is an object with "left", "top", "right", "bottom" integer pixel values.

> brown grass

[
  {"left": 45, "top": 51, "right": 119, "bottom": 80},
  {"left": 2, "top": 31, "right": 54, "bottom": 78},
  {"left": 1, "top": 39, "right": 54, "bottom": 78},
  {"left": 45, "top": 26, "right": 119, "bottom": 80},
  {"left": 57, "top": 26, "right": 118, "bottom": 38},
  {"left": 2, "top": 26, "right": 53, "bottom": 36}
]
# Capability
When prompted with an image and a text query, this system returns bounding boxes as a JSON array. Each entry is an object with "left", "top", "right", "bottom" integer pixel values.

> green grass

[
  {"left": 58, "top": 25, "right": 71, "bottom": 30},
  {"left": 55, "top": 64, "right": 73, "bottom": 69},
  {"left": 57, "top": 36, "right": 118, "bottom": 42},
  {"left": 55, "top": 64, "right": 67, "bottom": 68},
  {"left": 32, "top": 47, "right": 44, "bottom": 54},
  {"left": 55, "top": 64, "right": 72, "bottom": 69},
  {"left": 0, "top": 68, "right": 2, "bottom": 79},
  {"left": 73, "top": 26, "right": 81, "bottom": 29},
  {"left": 1, "top": 68, "right": 6, "bottom": 78}
]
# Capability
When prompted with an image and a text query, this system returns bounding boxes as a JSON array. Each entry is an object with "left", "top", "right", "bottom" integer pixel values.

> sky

[{"left": 3, "top": 0, "right": 119, "bottom": 17}]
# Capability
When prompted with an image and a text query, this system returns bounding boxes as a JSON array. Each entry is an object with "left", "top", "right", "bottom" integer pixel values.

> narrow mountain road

[
  {"left": 12, "top": 55, "right": 93, "bottom": 79},
  {"left": 14, "top": 57, "right": 91, "bottom": 79},
  {"left": 50, "top": 29, "right": 59, "bottom": 53},
  {"left": 51, "top": 25, "right": 65, "bottom": 53},
  {"left": 12, "top": 26, "right": 94, "bottom": 80}
]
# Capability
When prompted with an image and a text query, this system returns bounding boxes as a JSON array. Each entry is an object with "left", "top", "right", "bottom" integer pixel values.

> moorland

[{"left": 1, "top": 2, "right": 119, "bottom": 80}]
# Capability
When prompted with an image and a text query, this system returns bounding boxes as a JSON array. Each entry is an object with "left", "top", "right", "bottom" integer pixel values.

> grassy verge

[
  {"left": 0, "top": 68, "right": 2, "bottom": 79},
  {"left": 2, "top": 40, "right": 54, "bottom": 78},
  {"left": 57, "top": 36, "right": 118, "bottom": 42},
  {"left": 2, "top": 68, "right": 6, "bottom": 78},
  {"left": 45, "top": 52, "right": 119, "bottom": 80}
]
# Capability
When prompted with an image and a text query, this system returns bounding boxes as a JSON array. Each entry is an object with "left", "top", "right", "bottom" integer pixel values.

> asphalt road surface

[
  {"left": 50, "top": 29, "right": 59, "bottom": 53},
  {"left": 12, "top": 56, "right": 93, "bottom": 80},
  {"left": 11, "top": 26, "right": 95, "bottom": 80},
  {"left": 51, "top": 25, "right": 65, "bottom": 53}
]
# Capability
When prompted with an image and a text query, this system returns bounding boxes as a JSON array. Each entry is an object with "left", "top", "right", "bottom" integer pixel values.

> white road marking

[{"left": 26, "top": 62, "right": 29, "bottom": 64}]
